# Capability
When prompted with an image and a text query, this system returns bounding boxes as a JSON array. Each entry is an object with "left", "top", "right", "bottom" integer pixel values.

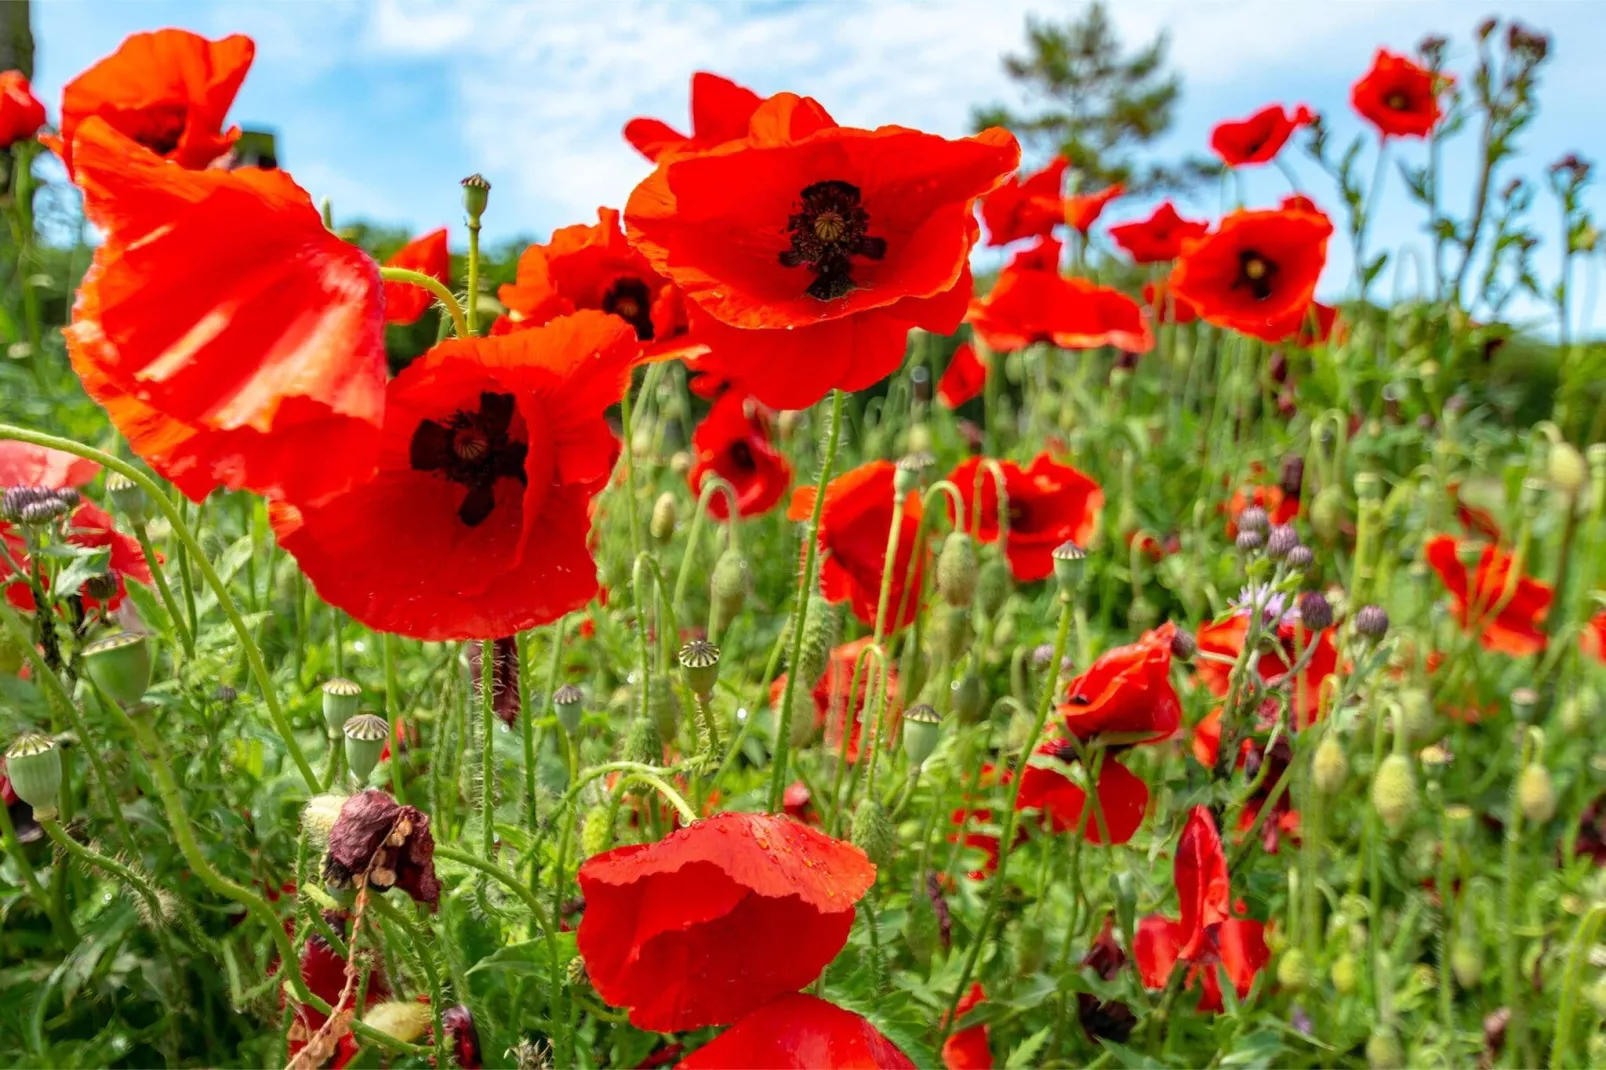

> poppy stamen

[
  {"left": 779, "top": 179, "right": 887, "bottom": 301},
  {"left": 410, "top": 391, "right": 528, "bottom": 528},
  {"left": 602, "top": 276, "right": 656, "bottom": 341},
  {"left": 727, "top": 440, "right": 756, "bottom": 472},
  {"left": 140, "top": 102, "right": 189, "bottom": 157},
  {"left": 1234, "top": 251, "right": 1278, "bottom": 300},
  {"left": 1385, "top": 91, "right": 1409, "bottom": 110}
]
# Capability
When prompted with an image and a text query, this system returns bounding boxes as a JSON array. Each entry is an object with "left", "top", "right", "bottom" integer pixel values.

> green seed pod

[
  {"left": 905, "top": 422, "right": 932, "bottom": 456},
  {"left": 709, "top": 549, "right": 751, "bottom": 635},
  {"left": 580, "top": 804, "right": 616, "bottom": 858},
  {"left": 951, "top": 672, "right": 985, "bottom": 725},
  {"left": 1276, "top": 948, "right": 1311, "bottom": 992},
  {"left": 649, "top": 492, "right": 677, "bottom": 544},
  {"left": 677, "top": 640, "right": 721, "bottom": 698},
  {"left": 849, "top": 799, "right": 896, "bottom": 869},
  {"left": 552, "top": 684, "right": 584, "bottom": 735},
  {"left": 1549, "top": 441, "right": 1588, "bottom": 493},
  {"left": 1371, "top": 753, "right": 1418, "bottom": 837},
  {"left": 902, "top": 881, "right": 939, "bottom": 968},
  {"left": 936, "top": 604, "right": 970, "bottom": 663},
  {"left": 622, "top": 715, "right": 663, "bottom": 780},
  {"left": 1398, "top": 688, "right": 1440, "bottom": 746},
  {"left": 975, "top": 556, "right": 1010, "bottom": 618},
  {"left": 321, "top": 678, "right": 362, "bottom": 736},
  {"left": 1517, "top": 763, "right": 1557, "bottom": 824},
  {"left": 1014, "top": 918, "right": 1048, "bottom": 975},
  {"left": 5, "top": 732, "right": 62, "bottom": 816},
  {"left": 1309, "top": 485, "right": 1347, "bottom": 544},
  {"left": 937, "top": 532, "right": 978, "bottom": 608},
  {"left": 1365, "top": 1027, "right": 1403, "bottom": 1070},
  {"left": 646, "top": 678, "right": 682, "bottom": 744},
  {"left": 343, "top": 713, "right": 389, "bottom": 784},
  {"left": 104, "top": 472, "right": 148, "bottom": 525},
  {"left": 901, "top": 704, "right": 942, "bottom": 769},
  {"left": 1450, "top": 933, "right": 1483, "bottom": 989},
  {"left": 1051, "top": 541, "right": 1087, "bottom": 597},
  {"left": 1313, "top": 735, "right": 1349, "bottom": 795},
  {"left": 459, "top": 173, "right": 490, "bottom": 221},
  {"left": 1330, "top": 951, "right": 1358, "bottom": 995},
  {"left": 82, "top": 631, "right": 152, "bottom": 707}
]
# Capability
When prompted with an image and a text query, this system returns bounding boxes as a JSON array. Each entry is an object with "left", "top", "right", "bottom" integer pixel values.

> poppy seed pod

[
  {"left": 649, "top": 492, "right": 678, "bottom": 544},
  {"left": 1169, "top": 628, "right": 1197, "bottom": 662},
  {"left": 5, "top": 732, "right": 62, "bottom": 816},
  {"left": 82, "top": 631, "right": 152, "bottom": 707},
  {"left": 1548, "top": 441, "right": 1587, "bottom": 493},
  {"left": 321, "top": 678, "right": 362, "bottom": 735},
  {"left": 104, "top": 472, "right": 147, "bottom": 525},
  {"left": 893, "top": 453, "right": 930, "bottom": 495},
  {"left": 1371, "top": 753, "right": 1418, "bottom": 836},
  {"left": 460, "top": 173, "right": 490, "bottom": 221},
  {"left": 849, "top": 798, "right": 896, "bottom": 869},
  {"left": 552, "top": 683, "right": 584, "bottom": 735},
  {"left": 937, "top": 532, "right": 978, "bottom": 607},
  {"left": 1510, "top": 687, "right": 1539, "bottom": 724},
  {"left": 709, "top": 548, "right": 751, "bottom": 635},
  {"left": 678, "top": 640, "right": 721, "bottom": 698},
  {"left": 1517, "top": 763, "right": 1557, "bottom": 823},
  {"left": 1051, "top": 541, "right": 1086, "bottom": 597},
  {"left": 343, "top": 713, "right": 390, "bottom": 784},
  {"left": 1313, "top": 735, "right": 1349, "bottom": 795},
  {"left": 901, "top": 704, "right": 942, "bottom": 768}
]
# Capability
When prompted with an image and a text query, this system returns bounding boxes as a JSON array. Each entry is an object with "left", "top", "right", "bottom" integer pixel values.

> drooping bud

[
  {"left": 553, "top": 684, "right": 584, "bottom": 735},
  {"left": 1548, "top": 441, "right": 1588, "bottom": 493},
  {"left": 937, "top": 532, "right": 978, "bottom": 607},
  {"left": 460, "top": 173, "right": 491, "bottom": 222},
  {"left": 901, "top": 704, "right": 942, "bottom": 769},
  {"left": 1235, "top": 505, "right": 1270, "bottom": 535},
  {"left": 649, "top": 492, "right": 677, "bottom": 544},
  {"left": 343, "top": 713, "right": 390, "bottom": 784},
  {"left": 1297, "top": 591, "right": 1333, "bottom": 631},
  {"left": 104, "top": 472, "right": 148, "bottom": 525},
  {"left": 82, "top": 631, "right": 152, "bottom": 707},
  {"left": 1310, "top": 485, "right": 1347, "bottom": 543},
  {"left": 1235, "top": 529, "right": 1264, "bottom": 553},
  {"left": 1517, "top": 763, "right": 1557, "bottom": 823},
  {"left": 1313, "top": 735, "right": 1349, "bottom": 795},
  {"left": 1051, "top": 541, "right": 1087, "bottom": 597},
  {"left": 580, "top": 804, "right": 616, "bottom": 858},
  {"left": 709, "top": 549, "right": 751, "bottom": 636},
  {"left": 1354, "top": 604, "right": 1389, "bottom": 641},
  {"left": 1371, "top": 753, "right": 1418, "bottom": 836},
  {"left": 677, "top": 640, "right": 721, "bottom": 698},
  {"left": 849, "top": 798, "right": 896, "bottom": 869},
  {"left": 1265, "top": 524, "right": 1300, "bottom": 560},
  {"left": 321, "top": 678, "right": 362, "bottom": 736},
  {"left": 5, "top": 732, "right": 62, "bottom": 816}
]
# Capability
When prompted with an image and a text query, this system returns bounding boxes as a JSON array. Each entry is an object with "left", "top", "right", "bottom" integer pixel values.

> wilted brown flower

[{"left": 323, "top": 790, "right": 441, "bottom": 909}]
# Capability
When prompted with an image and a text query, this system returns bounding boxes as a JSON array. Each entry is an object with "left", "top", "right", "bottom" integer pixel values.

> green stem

[
  {"left": 368, "top": 895, "right": 449, "bottom": 1070},
  {"left": 0, "top": 788, "right": 71, "bottom": 941},
  {"left": 379, "top": 266, "right": 468, "bottom": 339},
  {"left": 132, "top": 521, "right": 193, "bottom": 658},
  {"left": 383, "top": 632, "right": 405, "bottom": 802},
  {"left": 38, "top": 818, "right": 165, "bottom": 926},
  {"left": 1550, "top": 903, "right": 1606, "bottom": 1067},
  {"left": 481, "top": 638, "right": 498, "bottom": 858}
]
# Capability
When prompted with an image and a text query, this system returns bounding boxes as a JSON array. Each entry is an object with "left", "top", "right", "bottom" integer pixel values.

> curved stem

[
  {"left": 379, "top": 267, "right": 468, "bottom": 339},
  {"left": 673, "top": 474, "right": 740, "bottom": 617},
  {"left": 132, "top": 521, "right": 192, "bottom": 658}
]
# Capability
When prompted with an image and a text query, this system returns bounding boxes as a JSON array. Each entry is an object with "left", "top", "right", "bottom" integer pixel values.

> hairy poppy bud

[
  {"left": 5, "top": 732, "right": 61, "bottom": 817},
  {"left": 104, "top": 472, "right": 148, "bottom": 525},
  {"left": 343, "top": 713, "right": 389, "bottom": 784},
  {"left": 1235, "top": 505, "right": 1269, "bottom": 535},
  {"left": 937, "top": 532, "right": 978, "bottom": 607},
  {"left": 1371, "top": 753, "right": 1418, "bottom": 836},
  {"left": 460, "top": 173, "right": 490, "bottom": 221},
  {"left": 1051, "top": 540, "right": 1086, "bottom": 597},
  {"left": 1313, "top": 735, "right": 1349, "bottom": 795},
  {"left": 552, "top": 684, "right": 584, "bottom": 735},
  {"left": 1126, "top": 596, "right": 1159, "bottom": 632},
  {"left": 1560, "top": 693, "right": 1597, "bottom": 737},
  {"left": 1310, "top": 486, "right": 1346, "bottom": 543},
  {"left": 1276, "top": 948, "right": 1312, "bottom": 991},
  {"left": 1235, "top": 529, "right": 1264, "bottom": 553},
  {"left": 709, "top": 549, "right": 750, "bottom": 636},
  {"left": 787, "top": 684, "right": 817, "bottom": 749},
  {"left": 1548, "top": 441, "right": 1587, "bottom": 493},
  {"left": 951, "top": 672, "right": 985, "bottom": 725},
  {"left": 903, "top": 879, "right": 940, "bottom": 967},
  {"left": 792, "top": 595, "right": 839, "bottom": 687},
  {"left": 1014, "top": 918, "right": 1048, "bottom": 975},
  {"left": 936, "top": 604, "right": 970, "bottom": 662},
  {"left": 581, "top": 804, "right": 616, "bottom": 858},
  {"left": 649, "top": 492, "right": 677, "bottom": 544},
  {"left": 1517, "top": 763, "right": 1557, "bottom": 823},
  {"left": 1354, "top": 604, "right": 1389, "bottom": 641},
  {"left": 82, "top": 631, "right": 152, "bottom": 707},
  {"left": 1451, "top": 932, "right": 1483, "bottom": 989},
  {"left": 367, "top": 1000, "right": 433, "bottom": 1044},
  {"left": 1398, "top": 689, "right": 1438, "bottom": 746},
  {"left": 322, "top": 678, "right": 362, "bottom": 736},
  {"left": 849, "top": 798, "right": 895, "bottom": 869},
  {"left": 1266, "top": 524, "right": 1300, "bottom": 560},
  {"left": 646, "top": 677, "right": 681, "bottom": 741},
  {"left": 905, "top": 422, "right": 932, "bottom": 455},
  {"left": 1365, "top": 1027, "right": 1403, "bottom": 1069},
  {"left": 1331, "top": 951, "right": 1358, "bottom": 994},
  {"left": 976, "top": 556, "right": 1011, "bottom": 616},
  {"left": 678, "top": 640, "right": 720, "bottom": 698},
  {"left": 901, "top": 704, "right": 942, "bottom": 769},
  {"left": 1298, "top": 591, "right": 1333, "bottom": 631},
  {"left": 1286, "top": 544, "right": 1314, "bottom": 572},
  {"left": 622, "top": 715, "right": 663, "bottom": 780}
]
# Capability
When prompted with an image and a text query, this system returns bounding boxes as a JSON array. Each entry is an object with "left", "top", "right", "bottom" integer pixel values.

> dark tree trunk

[{"left": 0, "top": 0, "right": 32, "bottom": 80}]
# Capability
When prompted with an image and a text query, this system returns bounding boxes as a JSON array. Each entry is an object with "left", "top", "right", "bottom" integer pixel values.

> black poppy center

[
  {"left": 141, "top": 102, "right": 189, "bottom": 157},
  {"left": 1008, "top": 500, "right": 1035, "bottom": 533},
  {"left": 779, "top": 179, "right": 887, "bottom": 301},
  {"left": 410, "top": 392, "right": 528, "bottom": 528},
  {"left": 727, "top": 439, "right": 757, "bottom": 472},
  {"left": 1235, "top": 250, "right": 1278, "bottom": 300},
  {"left": 602, "top": 277, "right": 656, "bottom": 341},
  {"left": 1385, "top": 91, "right": 1410, "bottom": 111}
]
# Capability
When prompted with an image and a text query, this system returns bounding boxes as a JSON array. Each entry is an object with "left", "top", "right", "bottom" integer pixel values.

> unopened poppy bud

[
  {"left": 460, "top": 173, "right": 490, "bottom": 222},
  {"left": 1371, "top": 753, "right": 1418, "bottom": 836},
  {"left": 104, "top": 472, "right": 148, "bottom": 525},
  {"left": 647, "top": 676, "right": 681, "bottom": 740},
  {"left": 1560, "top": 693, "right": 1597, "bottom": 736},
  {"left": 649, "top": 492, "right": 677, "bottom": 544},
  {"left": 567, "top": 956, "right": 590, "bottom": 990},
  {"left": 1549, "top": 441, "right": 1588, "bottom": 493},
  {"left": 1127, "top": 596, "right": 1159, "bottom": 632},
  {"left": 1236, "top": 505, "right": 1269, "bottom": 534},
  {"left": 301, "top": 792, "right": 347, "bottom": 845},
  {"left": 367, "top": 1000, "right": 433, "bottom": 1044},
  {"left": 894, "top": 453, "right": 931, "bottom": 494},
  {"left": 668, "top": 450, "right": 693, "bottom": 476},
  {"left": 321, "top": 678, "right": 362, "bottom": 735},
  {"left": 552, "top": 684, "right": 584, "bottom": 735},
  {"left": 1510, "top": 687, "right": 1538, "bottom": 723},
  {"left": 678, "top": 640, "right": 720, "bottom": 698},
  {"left": 1298, "top": 591, "right": 1333, "bottom": 631},
  {"left": 976, "top": 556, "right": 1011, "bottom": 616},
  {"left": 936, "top": 604, "right": 970, "bottom": 662},
  {"left": 1398, "top": 689, "right": 1438, "bottom": 746},
  {"left": 622, "top": 715, "right": 663, "bottom": 780},
  {"left": 709, "top": 549, "right": 750, "bottom": 635},
  {"left": 1331, "top": 951, "right": 1358, "bottom": 994},
  {"left": 82, "top": 631, "right": 152, "bottom": 707},
  {"left": 1310, "top": 486, "right": 1346, "bottom": 543},
  {"left": 1051, "top": 541, "right": 1086, "bottom": 597},
  {"left": 1354, "top": 471, "right": 1381, "bottom": 502},
  {"left": 787, "top": 685, "right": 817, "bottom": 749},
  {"left": 1286, "top": 544, "right": 1315, "bottom": 572},
  {"left": 1169, "top": 628, "right": 1197, "bottom": 662},
  {"left": 849, "top": 798, "right": 896, "bottom": 869},
  {"left": 1235, "top": 529, "right": 1264, "bottom": 553},
  {"left": 901, "top": 704, "right": 942, "bottom": 769},
  {"left": 951, "top": 672, "right": 985, "bottom": 724},
  {"left": 937, "top": 532, "right": 978, "bottom": 607},
  {"left": 793, "top": 595, "right": 839, "bottom": 686},
  {"left": 580, "top": 804, "right": 615, "bottom": 858},
  {"left": 1517, "top": 763, "right": 1557, "bottom": 823},
  {"left": 343, "top": 713, "right": 390, "bottom": 783},
  {"left": 1365, "top": 1026, "right": 1403, "bottom": 1070},
  {"left": 1313, "top": 735, "right": 1349, "bottom": 795},
  {"left": 5, "top": 732, "right": 61, "bottom": 817},
  {"left": 1265, "top": 524, "right": 1300, "bottom": 560},
  {"left": 1276, "top": 948, "right": 1312, "bottom": 991},
  {"left": 1451, "top": 933, "right": 1484, "bottom": 988},
  {"left": 905, "top": 422, "right": 933, "bottom": 455},
  {"left": 1354, "top": 604, "right": 1389, "bottom": 641}
]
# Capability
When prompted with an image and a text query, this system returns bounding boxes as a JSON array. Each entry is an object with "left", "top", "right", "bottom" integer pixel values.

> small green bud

[
  {"left": 709, "top": 549, "right": 750, "bottom": 635},
  {"left": 1050, "top": 541, "right": 1087, "bottom": 598},
  {"left": 1398, "top": 688, "right": 1439, "bottom": 746},
  {"left": 1275, "top": 948, "right": 1311, "bottom": 991},
  {"left": 646, "top": 676, "right": 681, "bottom": 741},
  {"left": 343, "top": 713, "right": 389, "bottom": 784},
  {"left": 1517, "top": 763, "right": 1557, "bottom": 823},
  {"left": 5, "top": 732, "right": 62, "bottom": 816},
  {"left": 1510, "top": 687, "right": 1539, "bottom": 724},
  {"left": 1313, "top": 735, "right": 1349, "bottom": 795},
  {"left": 1371, "top": 753, "right": 1418, "bottom": 837},
  {"left": 104, "top": 472, "right": 148, "bottom": 525},
  {"left": 1547, "top": 442, "right": 1588, "bottom": 492},
  {"left": 792, "top": 595, "right": 839, "bottom": 686},
  {"left": 552, "top": 684, "right": 584, "bottom": 735},
  {"left": 1310, "top": 485, "right": 1347, "bottom": 544},
  {"left": 849, "top": 799, "right": 896, "bottom": 869},
  {"left": 1330, "top": 951, "right": 1358, "bottom": 994},
  {"left": 975, "top": 556, "right": 1010, "bottom": 617},
  {"left": 649, "top": 492, "right": 677, "bottom": 544},
  {"left": 82, "top": 631, "right": 152, "bottom": 707},
  {"left": 1450, "top": 933, "right": 1483, "bottom": 989},
  {"left": 321, "top": 678, "right": 362, "bottom": 736},
  {"left": 622, "top": 715, "right": 663, "bottom": 782},
  {"left": 901, "top": 704, "right": 942, "bottom": 768},
  {"left": 951, "top": 672, "right": 985, "bottom": 725},
  {"left": 1365, "top": 1027, "right": 1403, "bottom": 1070},
  {"left": 460, "top": 173, "right": 490, "bottom": 221},
  {"left": 677, "top": 640, "right": 720, "bottom": 698},
  {"left": 1354, "top": 471, "right": 1381, "bottom": 502},
  {"left": 904, "top": 422, "right": 932, "bottom": 455},
  {"left": 936, "top": 604, "right": 970, "bottom": 662},
  {"left": 1126, "top": 595, "right": 1159, "bottom": 632},
  {"left": 937, "top": 532, "right": 978, "bottom": 608},
  {"left": 1014, "top": 918, "right": 1048, "bottom": 975},
  {"left": 1560, "top": 693, "right": 1597, "bottom": 736},
  {"left": 787, "top": 684, "right": 817, "bottom": 749}
]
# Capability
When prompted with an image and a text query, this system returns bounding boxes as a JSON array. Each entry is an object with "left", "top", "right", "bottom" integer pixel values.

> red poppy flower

[
  {"left": 1449, "top": 482, "right": 1502, "bottom": 541},
  {"left": 273, "top": 312, "right": 633, "bottom": 641},
  {"left": 937, "top": 342, "right": 987, "bottom": 408},
  {"left": 1583, "top": 611, "right": 1606, "bottom": 665},
  {"left": 770, "top": 637, "right": 901, "bottom": 763},
  {"left": 1174, "top": 805, "right": 1230, "bottom": 956},
  {"left": 65, "top": 119, "right": 385, "bottom": 506},
  {"left": 0, "top": 71, "right": 47, "bottom": 149},
  {"left": 577, "top": 812, "right": 875, "bottom": 1032},
  {"left": 287, "top": 921, "right": 390, "bottom": 1070},
  {"left": 1294, "top": 301, "right": 1341, "bottom": 347},
  {"left": 497, "top": 207, "right": 699, "bottom": 362},
  {"left": 1193, "top": 710, "right": 1300, "bottom": 853},
  {"left": 948, "top": 454, "right": 1103, "bottom": 582},
  {"left": 688, "top": 391, "right": 791, "bottom": 519},
  {"left": 624, "top": 71, "right": 762, "bottom": 162},
  {"left": 942, "top": 983, "right": 992, "bottom": 1070},
  {"left": 980, "top": 155, "right": 1068, "bottom": 246},
  {"left": 967, "top": 239, "right": 1153, "bottom": 355},
  {"left": 3, "top": 497, "right": 153, "bottom": 615},
  {"left": 1425, "top": 535, "right": 1551, "bottom": 656},
  {"left": 1170, "top": 208, "right": 1332, "bottom": 343},
  {"left": 1195, "top": 613, "right": 1338, "bottom": 729},
  {"left": 1064, "top": 184, "right": 1124, "bottom": 234},
  {"left": 1016, "top": 742, "right": 1149, "bottom": 844},
  {"left": 1110, "top": 202, "right": 1209, "bottom": 263},
  {"left": 1058, "top": 622, "right": 1181, "bottom": 742},
  {"left": 382, "top": 228, "right": 450, "bottom": 325},
  {"left": 0, "top": 442, "right": 99, "bottom": 490},
  {"left": 1351, "top": 49, "right": 1444, "bottom": 139},
  {"left": 783, "top": 781, "right": 819, "bottom": 825},
  {"left": 1209, "top": 104, "right": 1315, "bottom": 168},
  {"left": 1143, "top": 279, "right": 1198, "bottom": 325},
  {"left": 788, "top": 462, "right": 925, "bottom": 630},
  {"left": 625, "top": 93, "right": 1018, "bottom": 410},
  {"left": 51, "top": 29, "right": 254, "bottom": 176},
  {"left": 678, "top": 993, "right": 914, "bottom": 1069}
]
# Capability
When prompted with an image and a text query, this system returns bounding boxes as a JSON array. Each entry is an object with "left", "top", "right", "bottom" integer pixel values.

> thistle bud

[
  {"left": 849, "top": 798, "right": 896, "bottom": 869},
  {"left": 1298, "top": 591, "right": 1333, "bottom": 631},
  {"left": 104, "top": 472, "right": 148, "bottom": 525},
  {"left": 1168, "top": 628, "right": 1196, "bottom": 662},
  {"left": 1051, "top": 541, "right": 1086, "bottom": 597},
  {"left": 1236, "top": 505, "right": 1269, "bottom": 535},
  {"left": 677, "top": 640, "right": 720, "bottom": 698},
  {"left": 1371, "top": 753, "right": 1418, "bottom": 836},
  {"left": 937, "top": 532, "right": 978, "bottom": 607},
  {"left": 1235, "top": 529, "right": 1264, "bottom": 553},
  {"left": 343, "top": 713, "right": 390, "bottom": 784},
  {"left": 951, "top": 672, "right": 985, "bottom": 725},
  {"left": 901, "top": 704, "right": 942, "bottom": 768},
  {"left": 1276, "top": 948, "right": 1312, "bottom": 991},
  {"left": 1265, "top": 524, "right": 1300, "bottom": 560},
  {"left": 1313, "top": 735, "right": 1349, "bottom": 795},
  {"left": 552, "top": 684, "right": 584, "bottom": 735},
  {"left": 1286, "top": 544, "right": 1315, "bottom": 572},
  {"left": 1549, "top": 442, "right": 1588, "bottom": 493},
  {"left": 321, "top": 678, "right": 362, "bottom": 735},
  {"left": 976, "top": 556, "right": 1011, "bottom": 616},
  {"left": 1365, "top": 1027, "right": 1403, "bottom": 1070},
  {"left": 580, "top": 804, "right": 616, "bottom": 858},
  {"left": 1354, "top": 604, "right": 1389, "bottom": 642},
  {"left": 649, "top": 492, "right": 677, "bottom": 544},
  {"left": 1517, "top": 763, "right": 1557, "bottom": 823},
  {"left": 709, "top": 549, "right": 750, "bottom": 635},
  {"left": 5, "top": 732, "right": 61, "bottom": 817},
  {"left": 460, "top": 173, "right": 490, "bottom": 222},
  {"left": 82, "top": 631, "right": 152, "bottom": 707}
]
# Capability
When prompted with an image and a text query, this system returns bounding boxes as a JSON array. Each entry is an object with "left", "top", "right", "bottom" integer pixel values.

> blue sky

[{"left": 28, "top": 1, "right": 1606, "bottom": 334}]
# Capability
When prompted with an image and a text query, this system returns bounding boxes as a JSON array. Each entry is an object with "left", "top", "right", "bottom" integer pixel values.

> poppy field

[{"left": 2, "top": 11, "right": 1606, "bottom": 1070}]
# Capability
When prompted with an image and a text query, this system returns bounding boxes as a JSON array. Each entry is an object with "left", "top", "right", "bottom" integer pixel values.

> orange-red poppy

[
  {"left": 1171, "top": 208, "right": 1332, "bottom": 343},
  {"left": 496, "top": 207, "right": 698, "bottom": 362},
  {"left": 0, "top": 442, "right": 99, "bottom": 490},
  {"left": 51, "top": 29, "right": 254, "bottom": 175},
  {"left": 1058, "top": 622, "right": 1181, "bottom": 743},
  {"left": 288, "top": 923, "right": 388, "bottom": 1070},
  {"left": 948, "top": 453, "right": 1103, "bottom": 582},
  {"left": 1424, "top": 534, "right": 1551, "bottom": 656},
  {"left": 272, "top": 311, "right": 634, "bottom": 642},
  {"left": 1226, "top": 484, "right": 1298, "bottom": 535},
  {"left": 4, "top": 501, "right": 152, "bottom": 615},
  {"left": 1109, "top": 201, "right": 1209, "bottom": 263},
  {"left": 1016, "top": 742, "right": 1149, "bottom": 845},
  {"left": 577, "top": 813, "right": 875, "bottom": 1032},
  {"left": 65, "top": 119, "right": 386, "bottom": 506},
  {"left": 1351, "top": 49, "right": 1444, "bottom": 139},
  {"left": 0, "top": 71, "right": 47, "bottom": 149},
  {"left": 1195, "top": 612, "right": 1338, "bottom": 729},
  {"left": 788, "top": 461, "right": 925, "bottom": 630},
  {"left": 1582, "top": 611, "right": 1606, "bottom": 664},
  {"left": 967, "top": 239, "right": 1153, "bottom": 355},
  {"left": 1294, "top": 301, "right": 1342, "bottom": 347},
  {"left": 1143, "top": 278, "right": 1199, "bottom": 325},
  {"left": 769, "top": 636, "right": 901, "bottom": 764},
  {"left": 688, "top": 390, "right": 791, "bottom": 519},
  {"left": 937, "top": 342, "right": 988, "bottom": 409},
  {"left": 626, "top": 93, "right": 1018, "bottom": 410},
  {"left": 1209, "top": 104, "right": 1315, "bottom": 167},
  {"left": 942, "top": 984, "right": 992, "bottom": 1070},
  {"left": 382, "top": 228, "right": 450, "bottom": 325},
  {"left": 1064, "top": 183, "right": 1124, "bottom": 234},
  {"left": 678, "top": 994, "right": 914, "bottom": 1069},
  {"left": 624, "top": 71, "right": 762, "bottom": 162},
  {"left": 980, "top": 155, "right": 1068, "bottom": 246}
]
